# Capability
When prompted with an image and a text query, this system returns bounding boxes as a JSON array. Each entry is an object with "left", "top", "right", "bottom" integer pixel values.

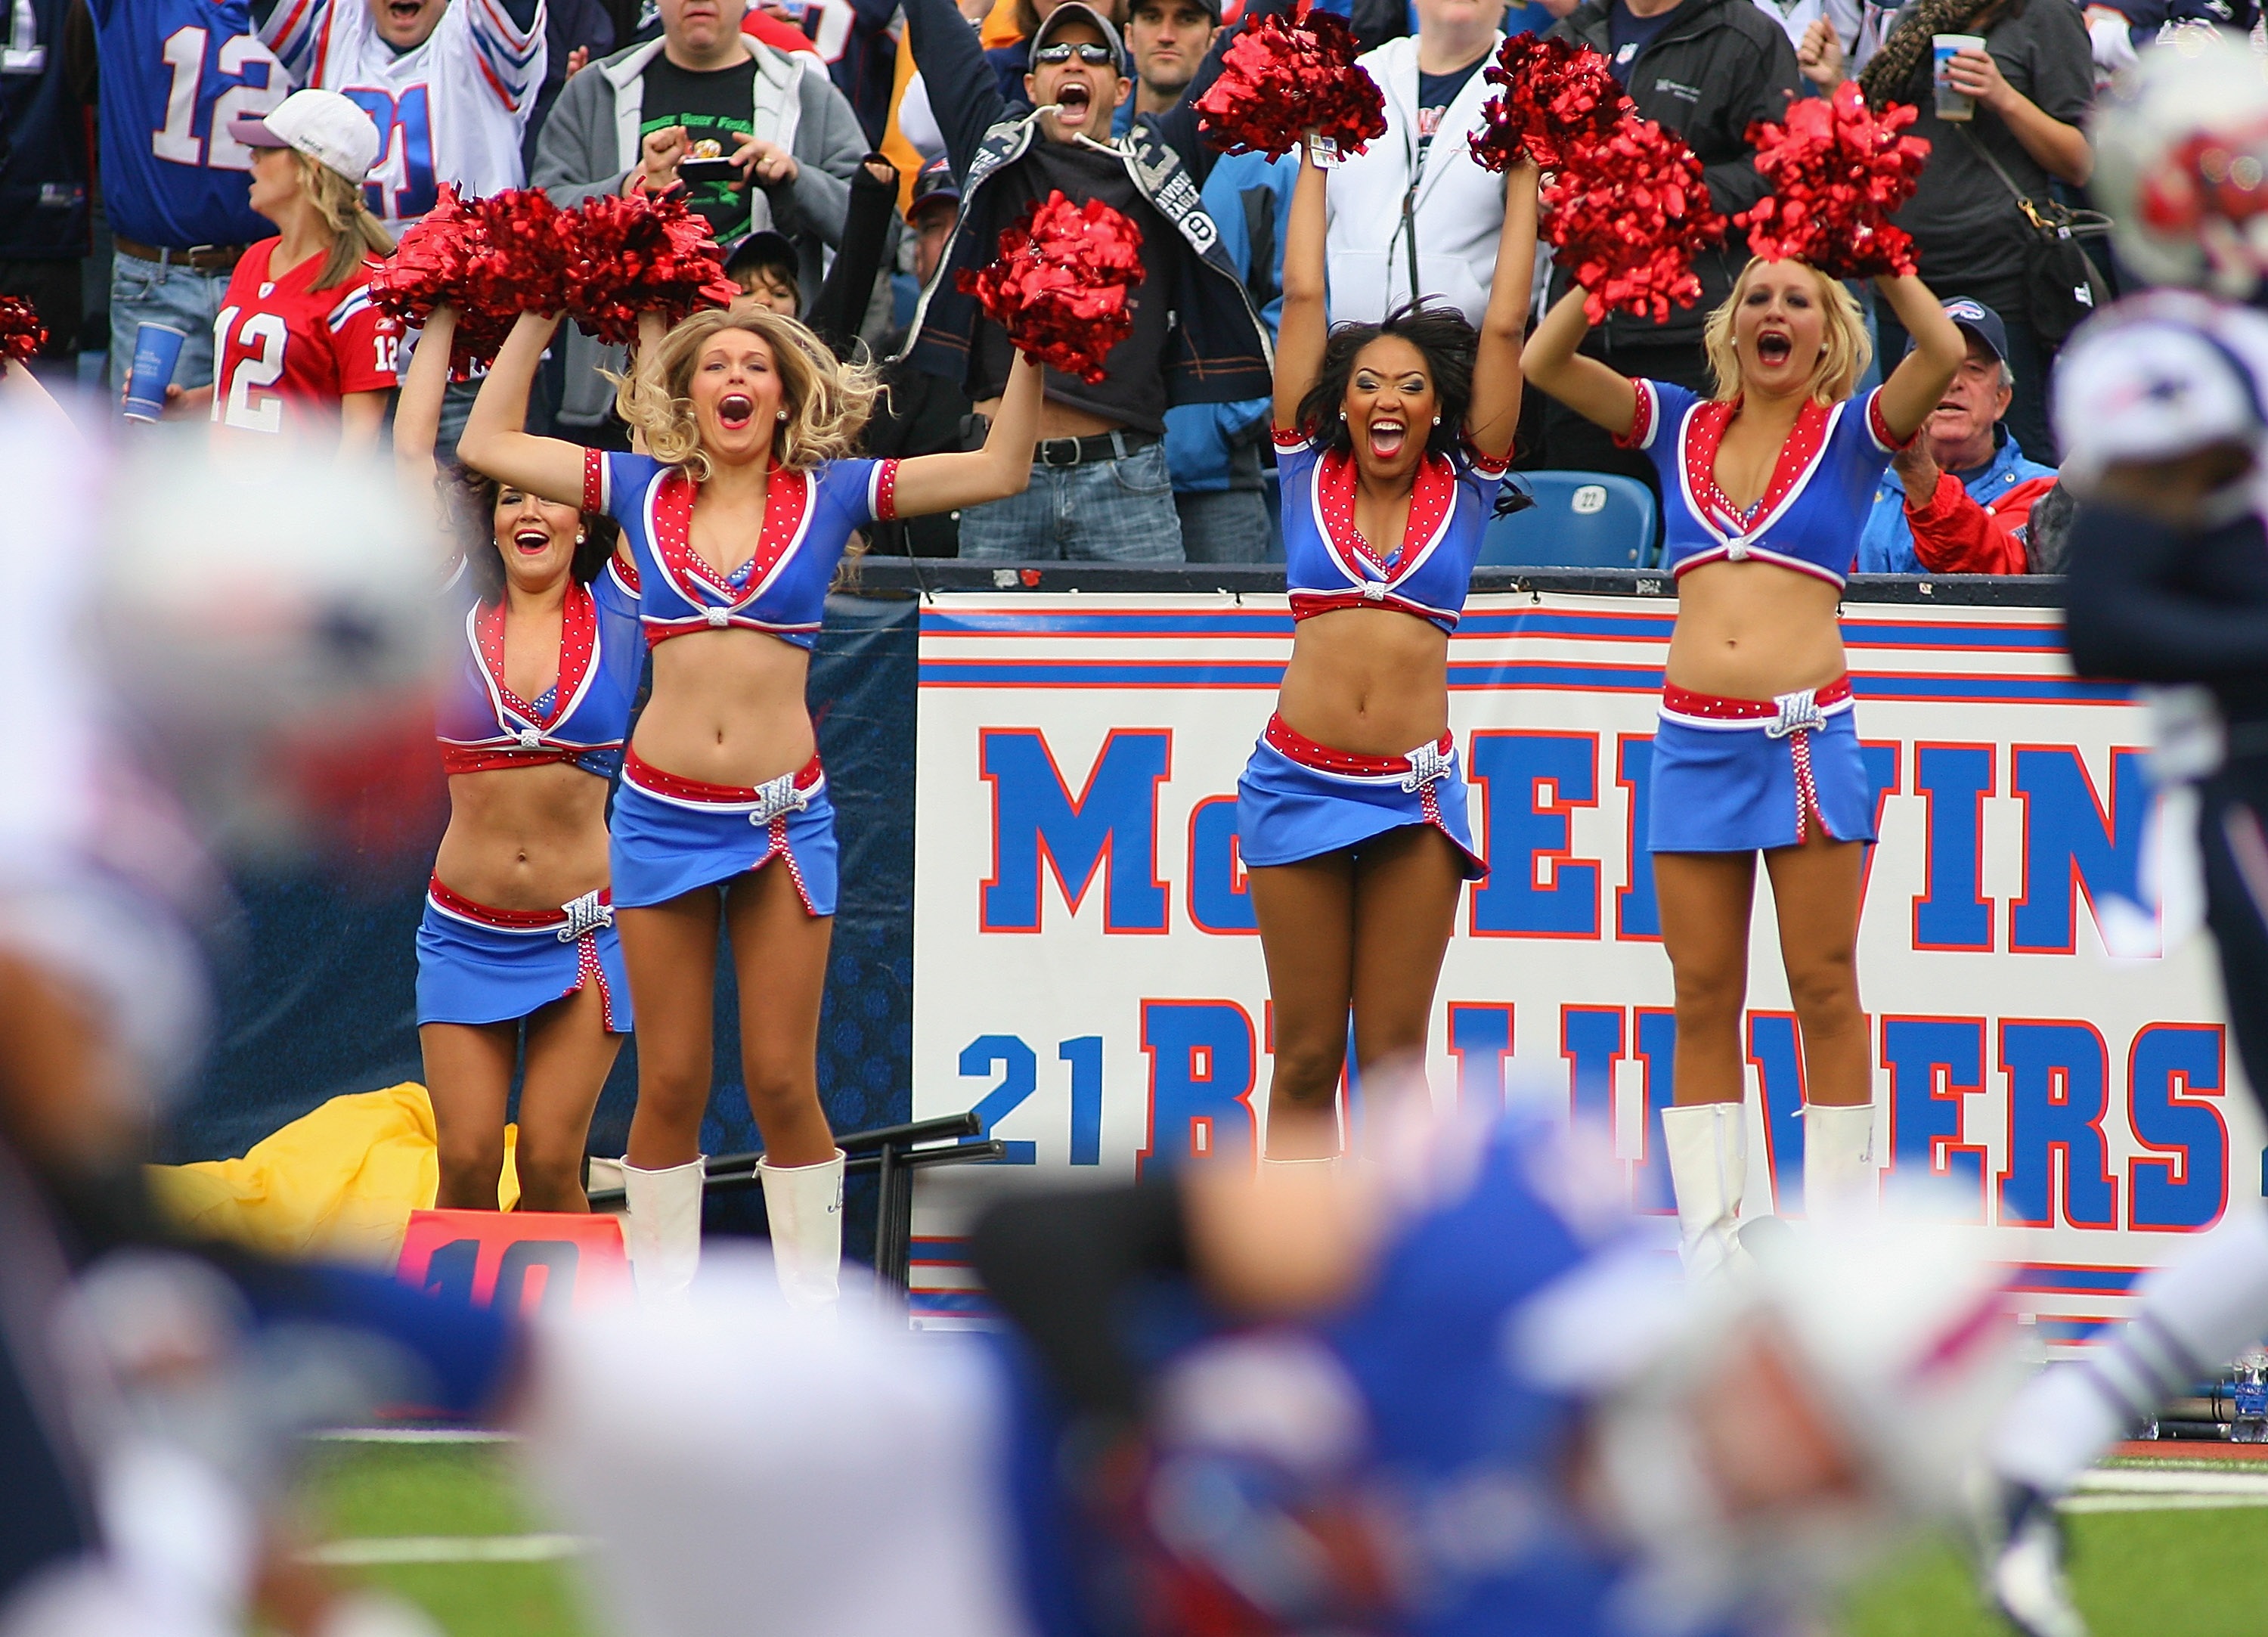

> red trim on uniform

[
  {"left": 473, "top": 581, "right": 596, "bottom": 730},
  {"left": 1613, "top": 380, "right": 1656, "bottom": 451},
  {"left": 872, "top": 457, "right": 901, "bottom": 522},
  {"left": 1264, "top": 712, "right": 1452, "bottom": 777},
  {"left": 427, "top": 876, "right": 612, "bottom": 929},
  {"left": 611, "top": 553, "right": 641, "bottom": 594},
  {"left": 1315, "top": 447, "right": 1454, "bottom": 577},
  {"left": 1272, "top": 425, "right": 1308, "bottom": 449},
  {"left": 440, "top": 744, "right": 585, "bottom": 774},
  {"left": 1287, "top": 588, "right": 1458, "bottom": 630},
  {"left": 1659, "top": 674, "right": 1853, "bottom": 721},
  {"left": 1791, "top": 727, "right": 1822, "bottom": 842},
  {"left": 582, "top": 448, "right": 606, "bottom": 515},
  {"left": 652, "top": 464, "right": 809, "bottom": 607},
  {"left": 1684, "top": 395, "right": 1829, "bottom": 537},
  {"left": 621, "top": 746, "right": 824, "bottom": 804},
  {"left": 1867, "top": 388, "right": 1913, "bottom": 452},
  {"left": 1463, "top": 439, "right": 1511, "bottom": 477}
]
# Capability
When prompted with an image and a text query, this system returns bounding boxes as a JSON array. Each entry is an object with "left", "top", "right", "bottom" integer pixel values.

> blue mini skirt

[
  {"left": 609, "top": 750, "right": 838, "bottom": 916},
  {"left": 1649, "top": 681, "right": 1876, "bottom": 854},
  {"left": 415, "top": 879, "right": 631, "bottom": 1032},
  {"left": 1235, "top": 714, "right": 1488, "bottom": 879}
]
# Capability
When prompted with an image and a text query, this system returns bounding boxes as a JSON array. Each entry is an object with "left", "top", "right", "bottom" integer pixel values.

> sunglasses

[{"left": 1033, "top": 40, "right": 1116, "bottom": 64}]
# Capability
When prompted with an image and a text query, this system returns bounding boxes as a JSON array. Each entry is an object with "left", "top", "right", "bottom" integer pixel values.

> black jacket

[
  {"left": 895, "top": 0, "right": 1273, "bottom": 408},
  {"left": 1548, "top": 0, "right": 1800, "bottom": 352}
]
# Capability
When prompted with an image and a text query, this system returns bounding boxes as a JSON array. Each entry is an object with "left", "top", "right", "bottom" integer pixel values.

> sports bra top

[
  {"left": 584, "top": 448, "right": 901, "bottom": 650},
  {"left": 1272, "top": 427, "right": 1510, "bottom": 634},
  {"left": 1622, "top": 378, "right": 1908, "bottom": 589},
  {"left": 435, "top": 558, "right": 644, "bottom": 780}
]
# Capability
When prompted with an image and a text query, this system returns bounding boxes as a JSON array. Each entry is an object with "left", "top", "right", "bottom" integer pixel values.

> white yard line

[
  {"left": 2061, "top": 1466, "right": 2268, "bottom": 1512},
  {"left": 299, "top": 1535, "right": 586, "bottom": 1566},
  {"left": 308, "top": 1428, "right": 518, "bottom": 1444}
]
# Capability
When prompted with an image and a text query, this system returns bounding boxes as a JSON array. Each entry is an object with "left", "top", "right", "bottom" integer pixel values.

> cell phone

[{"left": 677, "top": 157, "right": 740, "bottom": 184}]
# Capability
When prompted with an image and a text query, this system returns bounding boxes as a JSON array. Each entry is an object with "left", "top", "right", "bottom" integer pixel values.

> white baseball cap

[{"left": 229, "top": 88, "right": 382, "bottom": 184}]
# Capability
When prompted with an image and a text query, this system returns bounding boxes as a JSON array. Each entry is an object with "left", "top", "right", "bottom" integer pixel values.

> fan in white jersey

[{"left": 262, "top": 0, "right": 547, "bottom": 233}]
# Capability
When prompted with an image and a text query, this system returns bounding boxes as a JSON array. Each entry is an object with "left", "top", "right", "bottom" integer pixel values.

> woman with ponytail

[{"left": 177, "top": 90, "right": 399, "bottom": 448}]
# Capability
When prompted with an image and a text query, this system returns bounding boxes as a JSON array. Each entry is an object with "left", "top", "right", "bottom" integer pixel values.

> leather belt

[
  {"left": 1034, "top": 428, "right": 1159, "bottom": 468},
  {"left": 114, "top": 237, "right": 247, "bottom": 271}
]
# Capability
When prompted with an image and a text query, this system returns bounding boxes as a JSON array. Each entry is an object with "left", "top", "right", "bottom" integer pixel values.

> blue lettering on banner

[
  {"left": 2128, "top": 1023, "right": 2227, "bottom": 1231},
  {"left": 1746, "top": 1012, "right": 1808, "bottom": 1216},
  {"left": 1185, "top": 795, "right": 1256, "bottom": 932},
  {"left": 1883, "top": 1015, "right": 1988, "bottom": 1221},
  {"left": 1630, "top": 1007, "right": 1678, "bottom": 1213},
  {"left": 1138, "top": 1000, "right": 1256, "bottom": 1176},
  {"left": 2010, "top": 746, "right": 2148, "bottom": 953},
  {"left": 1446, "top": 1003, "right": 1514, "bottom": 1112},
  {"left": 2000, "top": 1020, "right": 2118, "bottom": 1229},
  {"left": 981, "top": 729, "right": 1170, "bottom": 932},
  {"left": 1615, "top": 735, "right": 1659, "bottom": 940},
  {"left": 1469, "top": 731, "right": 1602, "bottom": 938},
  {"left": 959, "top": 1034, "right": 1039, "bottom": 1163},
  {"left": 1560, "top": 1004, "right": 1623, "bottom": 1131},
  {"left": 1914, "top": 744, "right": 1996, "bottom": 950}
]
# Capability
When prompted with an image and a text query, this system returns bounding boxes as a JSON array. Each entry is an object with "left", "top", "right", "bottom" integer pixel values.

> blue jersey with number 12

[{"left": 87, "top": 0, "right": 287, "bottom": 249}]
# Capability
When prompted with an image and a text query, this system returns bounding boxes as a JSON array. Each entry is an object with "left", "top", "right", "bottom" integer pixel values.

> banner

[{"left": 909, "top": 592, "right": 2261, "bottom": 1341}]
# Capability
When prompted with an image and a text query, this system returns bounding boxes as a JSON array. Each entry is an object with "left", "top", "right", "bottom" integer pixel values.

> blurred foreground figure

[
  {"left": 0, "top": 376, "right": 522, "bottom": 1637},
  {"left": 525, "top": 1096, "right": 2025, "bottom": 1637},
  {"left": 1976, "top": 31, "right": 2268, "bottom": 1637}
]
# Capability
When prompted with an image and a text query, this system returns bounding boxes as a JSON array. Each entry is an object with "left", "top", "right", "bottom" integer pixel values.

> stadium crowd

[{"left": 3, "top": 0, "right": 2191, "bottom": 567}]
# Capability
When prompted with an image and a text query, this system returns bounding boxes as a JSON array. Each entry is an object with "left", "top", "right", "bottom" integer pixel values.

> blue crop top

[
  {"left": 583, "top": 448, "right": 901, "bottom": 650},
  {"left": 1272, "top": 427, "right": 1510, "bottom": 634},
  {"left": 1623, "top": 378, "right": 1908, "bottom": 589},
  {"left": 435, "top": 558, "right": 643, "bottom": 779}
]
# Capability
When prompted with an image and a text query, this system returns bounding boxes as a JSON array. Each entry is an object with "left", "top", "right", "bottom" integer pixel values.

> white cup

[{"left": 1932, "top": 33, "right": 1988, "bottom": 122}]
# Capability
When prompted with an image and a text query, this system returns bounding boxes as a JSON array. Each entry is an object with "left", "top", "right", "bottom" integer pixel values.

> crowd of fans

[{"left": 0, "top": 0, "right": 2204, "bottom": 569}]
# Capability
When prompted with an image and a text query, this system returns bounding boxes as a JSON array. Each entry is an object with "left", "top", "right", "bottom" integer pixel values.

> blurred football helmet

[{"left": 2093, "top": 28, "right": 2268, "bottom": 299}]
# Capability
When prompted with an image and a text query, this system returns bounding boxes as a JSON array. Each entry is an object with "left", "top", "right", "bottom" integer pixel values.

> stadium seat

[{"left": 1477, "top": 471, "right": 1658, "bottom": 569}]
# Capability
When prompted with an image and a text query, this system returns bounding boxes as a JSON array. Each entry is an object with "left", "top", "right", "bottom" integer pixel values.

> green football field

[{"left": 296, "top": 1439, "right": 2268, "bottom": 1637}]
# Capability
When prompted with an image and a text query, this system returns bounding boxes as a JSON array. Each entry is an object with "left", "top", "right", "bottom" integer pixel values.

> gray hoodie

[{"left": 532, "top": 36, "right": 870, "bottom": 428}]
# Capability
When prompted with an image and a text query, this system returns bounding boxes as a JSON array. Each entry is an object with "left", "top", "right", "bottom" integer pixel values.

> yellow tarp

[{"left": 147, "top": 1084, "right": 519, "bottom": 1267}]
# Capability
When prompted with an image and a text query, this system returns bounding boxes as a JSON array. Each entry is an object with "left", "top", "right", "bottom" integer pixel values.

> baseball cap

[
  {"left": 725, "top": 230, "right": 801, "bottom": 284},
  {"left": 229, "top": 88, "right": 382, "bottom": 184},
  {"left": 1904, "top": 296, "right": 2010, "bottom": 365},
  {"left": 1029, "top": 3, "right": 1128, "bottom": 73},
  {"left": 1130, "top": 0, "right": 1223, "bottom": 20},
  {"left": 909, "top": 155, "right": 961, "bottom": 217}
]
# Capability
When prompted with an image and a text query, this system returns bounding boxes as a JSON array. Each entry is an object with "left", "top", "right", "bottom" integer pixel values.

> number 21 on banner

[{"left": 959, "top": 1034, "right": 1103, "bottom": 1164}]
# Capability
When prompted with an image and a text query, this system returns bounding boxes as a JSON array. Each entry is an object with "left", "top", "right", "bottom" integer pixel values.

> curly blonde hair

[
  {"left": 1702, "top": 258, "right": 1872, "bottom": 406},
  {"left": 612, "top": 308, "right": 880, "bottom": 479}
]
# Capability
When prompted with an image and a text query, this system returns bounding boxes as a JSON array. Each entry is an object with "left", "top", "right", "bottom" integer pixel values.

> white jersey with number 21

[{"left": 261, "top": 0, "right": 546, "bottom": 233}]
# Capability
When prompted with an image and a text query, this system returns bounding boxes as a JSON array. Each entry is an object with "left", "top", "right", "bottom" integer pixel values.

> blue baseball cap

[{"left": 1906, "top": 296, "right": 2010, "bottom": 365}]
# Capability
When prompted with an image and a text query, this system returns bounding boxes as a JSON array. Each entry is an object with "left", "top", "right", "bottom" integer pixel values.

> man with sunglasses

[{"left": 897, "top": 0, "right": 1275, "bottom": 561}]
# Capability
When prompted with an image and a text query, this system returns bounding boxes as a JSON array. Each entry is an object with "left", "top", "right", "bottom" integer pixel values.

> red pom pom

[
  {"left": 0, "top": 293, "right": 46, "bottom": 365},
  {"left": 466, "top": 187, "right": 581, "bottom": 322},
  {"left": 956, "top": 191, "right": 1146, "bottom": 383},
  {"left": 1469, "top": 35, "right": 1628, "bottom": 172},
  {"left": 366, "top": 184, "right": 517, "bottom": 374},
  {"left": 1736, "top": 83, "right": 1930, "bottom": 279},
  {"left": 1195, "top": 5, "right": 1387, "bottom": 159},
  {"left": 562, "top": 189, "right": 740, "bottom": 347},
  {"left": 1541, "top": 118, "right": 1727, "bottom": 324}
]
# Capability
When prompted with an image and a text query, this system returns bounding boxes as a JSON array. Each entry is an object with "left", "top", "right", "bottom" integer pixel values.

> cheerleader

[
  {"left": 1237, "top": 145, "right": 1538, "bottom": 1162},
  {"left": 1524, "top": 261, "right": 1962, "bottom": 1270},
  {"left": 460, "top": 309, "right": 1042, "bottom": 1304},
  {"left": 395, "top": 308, "right": 639, "bottom": 1216}
]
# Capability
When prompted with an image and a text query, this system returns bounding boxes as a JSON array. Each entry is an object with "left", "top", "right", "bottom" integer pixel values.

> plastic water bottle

[{"left": 2232, "top": 1349, "right": 2268, "bottom": 1443}]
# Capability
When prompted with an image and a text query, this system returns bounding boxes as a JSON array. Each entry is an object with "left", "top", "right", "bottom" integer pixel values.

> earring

[
  {"left": 776, "top": 408, "right": 788, "bottom": 420},
  {"left": 576, "top": 530, "right": 587, "bottom": 544},
  {"left": 1338, "top": 410, "right": 1347, "bottom": 421}
]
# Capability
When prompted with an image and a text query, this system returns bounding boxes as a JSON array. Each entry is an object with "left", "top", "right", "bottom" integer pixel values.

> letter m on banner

[{"left": 981, "top": 730, "right": 1172, "bottom": 932}]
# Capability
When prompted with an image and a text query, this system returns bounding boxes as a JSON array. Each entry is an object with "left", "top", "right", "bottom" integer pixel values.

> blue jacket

[
  {"left": 1163, "top": 150, "right": 1295, "bottom": 494},
  {"left": 1855, "top": 430, "right": 2056, "bottom": 575}
]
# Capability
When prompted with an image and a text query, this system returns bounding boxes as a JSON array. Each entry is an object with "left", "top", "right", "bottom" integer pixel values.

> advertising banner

[{"left": 910, "top": 591, "right": 2260, "bottom": 1341}]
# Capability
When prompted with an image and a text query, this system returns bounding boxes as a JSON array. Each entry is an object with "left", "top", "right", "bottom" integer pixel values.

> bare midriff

[
  {"left": 1275, "top": 606, "right": 1450, "bottom": 757},
  {"left": 435, "top": 762, "right": 613, "bottom": 912},
  {"left": 634, "top": 626, "right": 816, "bottom": 786},
  {"left": 1665, "top": 558, "right": 1848, "bottom": 701}
]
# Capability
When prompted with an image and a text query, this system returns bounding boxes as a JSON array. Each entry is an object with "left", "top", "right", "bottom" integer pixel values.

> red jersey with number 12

[{"left": 209, "top": 238, "right": 395, "bottom": 438}]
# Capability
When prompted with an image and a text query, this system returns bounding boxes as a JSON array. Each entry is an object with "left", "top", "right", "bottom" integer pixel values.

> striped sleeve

[
  {"left": 259, "top": 0, "right": 329, "bottom": 82},
  {"left": 866, "top": 457, "right": 901, "bottom": 522},
  {"left": 327, "top": 285, "right": 394, "bottom": 395},
  {"left": 463, "top": 0, "right": 548, "bottom": 110},
  {"left": 1864, "top": 386, "right": 1913, "bottom": 454},
  {"left": 582, "top": 448, "right": 609, "bottom": 514},
  {"left": 1613, "top": 378, "right": 1660, "bottom": 451}
]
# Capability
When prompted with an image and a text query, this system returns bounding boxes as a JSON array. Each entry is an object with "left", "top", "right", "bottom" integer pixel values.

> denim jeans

[
  {"left": 1175, "top": 486, "right": 1272, "bottom": 563},
  {"left": 109, "top": 252, "right": 235, "bottom": 397},
  {"left": 958, "top": 439, "right": 1185, "bottom": 562}
]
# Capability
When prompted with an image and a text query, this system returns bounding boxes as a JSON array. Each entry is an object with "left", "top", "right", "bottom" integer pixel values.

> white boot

[
  {"left": 619, "top": 1157, "right": 705, "bottom": 1301},
  {"left": 1661, "top": 1102, "right": 1747, "bottom": 1279},
  {"left": 758, "top": 1149, "right": 845, "bottom": 1311},
  {"left": 1802, "top": 1102, "right": 1878, "bottom": 1224}
]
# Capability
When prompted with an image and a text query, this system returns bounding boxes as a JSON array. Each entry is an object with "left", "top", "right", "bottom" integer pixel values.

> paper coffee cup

[
  {"left": 122, "top": 321, "right": 190, "bottom": 423},
  {"left": 1932, "top": 34, "right": 1987, "bottom": 122}
]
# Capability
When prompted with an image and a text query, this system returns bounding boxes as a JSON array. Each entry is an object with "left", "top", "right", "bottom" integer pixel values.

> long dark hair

[
  {"left": 451, "top": 467, "right": 618, "bottom": 604},
  {"left": 1293, "top": 299, "right": 1478, "bottom": 464}
]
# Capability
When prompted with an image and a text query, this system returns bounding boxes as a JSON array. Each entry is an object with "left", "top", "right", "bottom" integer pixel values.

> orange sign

[{"left": 397, "top": 1209, "right": 631, "bottom": 1313}]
